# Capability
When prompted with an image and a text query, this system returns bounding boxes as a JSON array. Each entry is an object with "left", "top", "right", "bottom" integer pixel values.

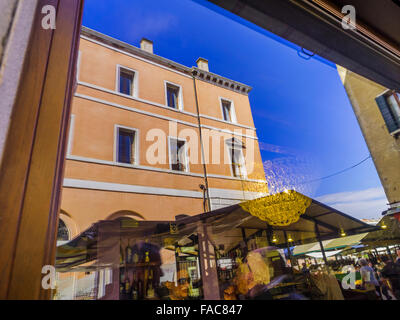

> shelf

[{"left": 120, "top": 262, "right": 159, "bottom": 268}]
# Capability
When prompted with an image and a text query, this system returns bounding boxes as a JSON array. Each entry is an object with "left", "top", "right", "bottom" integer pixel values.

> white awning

[{"left": 306, "top": 249, "right": 343, "bottom": 259}]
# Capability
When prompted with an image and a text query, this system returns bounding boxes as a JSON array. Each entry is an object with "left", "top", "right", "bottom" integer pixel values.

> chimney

[
  {"left": 196, "top": 57, "right": 209, "bottom": 72},
  {"left": 140, "top": 38, "right": 153, "bottom": 54}
]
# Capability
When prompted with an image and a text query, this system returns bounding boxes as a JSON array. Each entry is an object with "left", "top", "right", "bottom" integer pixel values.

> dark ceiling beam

[{"left": 204, "top": 0, "right": 400, "bottom": 90}]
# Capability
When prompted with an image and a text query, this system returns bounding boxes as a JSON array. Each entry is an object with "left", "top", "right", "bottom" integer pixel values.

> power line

[{"left": 298, "top": 155, "right": 372, "bottom": 185}]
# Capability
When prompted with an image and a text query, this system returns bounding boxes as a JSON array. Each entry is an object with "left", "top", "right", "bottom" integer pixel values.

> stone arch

[
  {"left": 106, "top": 210, "right": 145, "bottom": 221},
  {"left": 59, "top": 210, "right": 79, "bottom": 240}
]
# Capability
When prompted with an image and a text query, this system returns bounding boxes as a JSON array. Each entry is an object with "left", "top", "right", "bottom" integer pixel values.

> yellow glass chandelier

[{"left": 240, "top": 190, "right": 312, "bottom": 226}]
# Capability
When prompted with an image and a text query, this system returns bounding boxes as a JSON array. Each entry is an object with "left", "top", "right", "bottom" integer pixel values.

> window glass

[
  {"left": 119, "top": 69, "right": 134, "bottom": 95},
  {"left": 387, "top": 92, "right": 400, "bottom": 121},
  {"left": 57, "top": 219, "right": 69, "bottom": 241},
  {"left": 229, "top": 146, "right": 245, "bottom": 178},
  {"left": 166, "top": 84, "right": 180, "bottom": 109},
  {"left": 222, "top": 101, "right": 232, "bottom": 122},
  {"left": 118, "top": 129, "right": 135, "bottom": 164},
  {"left": 170, "top": 138, "right": 187, "bottom": 171}
]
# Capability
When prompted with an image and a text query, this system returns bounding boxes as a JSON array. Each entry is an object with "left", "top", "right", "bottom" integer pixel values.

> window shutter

[{"left": 375, "top": 94, "right": 399, "bottom": 134}]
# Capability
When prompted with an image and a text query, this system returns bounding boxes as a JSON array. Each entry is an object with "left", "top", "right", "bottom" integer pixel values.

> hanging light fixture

[
  {"left": 381, "top": 223, "right": 387, "bottom": 230},
  {"left": 271, "top": 234, "right": 278, "bottom": 243},
  {"left": 287, "top": 235, "right": 294, "bottom": 242},
  {"left": 340, "top": 229, "right": 346, "bottom": 237},
  {"left": 240, "top": 190, "right": 312, "bottom": 226}
]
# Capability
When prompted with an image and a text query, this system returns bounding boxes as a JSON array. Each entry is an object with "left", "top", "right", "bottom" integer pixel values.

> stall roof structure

[
  {"left": 56, "top": 192, "right": 379, "bottom": 271},
  {"left": 176, "top": 194, "right": 378, "bottom": 252},
  {"left": 293, "top": 233, "right": 368, "bottom": 256}
]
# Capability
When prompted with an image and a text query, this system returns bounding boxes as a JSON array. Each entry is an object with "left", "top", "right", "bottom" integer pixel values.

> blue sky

[{"left": 82, "top": 0, "right": 387, "bottom": 218}]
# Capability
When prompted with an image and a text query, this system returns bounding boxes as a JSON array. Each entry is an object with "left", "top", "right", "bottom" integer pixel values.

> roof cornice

[
  {"left": 191, "top": 67, "right": 252, "bottom": 95},
  {"left": 81, "top": 27, "right": 252, "bottom": 95}
]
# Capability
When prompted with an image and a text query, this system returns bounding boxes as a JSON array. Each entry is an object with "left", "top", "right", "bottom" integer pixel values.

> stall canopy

[
  {"left": 306, "top": 250, "right": 343, "bottom": 259},
  {"left": 293, "top": 233, "right": 368, "bottom": 256},
  {"left": 56, "top": 193, "right": 378, "bottom": 272}
]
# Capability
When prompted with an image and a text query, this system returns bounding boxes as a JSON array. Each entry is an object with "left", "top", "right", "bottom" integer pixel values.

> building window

[
  {"left": 118, "top": 66, "right": 137, "bottom": 96},
  {"left": 165, "top": 82, "right": 182, "bottom": 109},
  {"left": 220, "top": 98, "right": 236, "bottom": 123},
  {"left": 57, "top": 219, "right": 69, "bottom": 241},
  {"left": 169, "top": 138, "right": 188, "bottom": 172},
  {"left": 376, "top": 91, "right": 400, "bottom": 135},
  {"left": 222, "top": 100, "right": 232, "bottom": 122},
  {"left": 117, "top": 127, "right": 137, "bottom": 164},
  {"left": 226, "top": 139, "right": 246, "bottom": 178}
]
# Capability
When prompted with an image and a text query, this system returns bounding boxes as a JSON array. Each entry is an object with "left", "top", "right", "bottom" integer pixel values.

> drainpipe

[{"left": 192, "top": 70, "right": 211, "bottom": 212}]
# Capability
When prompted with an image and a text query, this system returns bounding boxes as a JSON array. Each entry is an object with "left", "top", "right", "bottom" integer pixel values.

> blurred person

[
  {"left": 396, "top": 249, "right": 400, "bottom": 266},
  {"left": 359, "top": 258, "right": 380, "bottom": 299},
  {"left": 380, "top": 255, "right": 400, "bottom": 300},
  {"left": 301, "top": 263, "right": 310, "bottom": 275}
]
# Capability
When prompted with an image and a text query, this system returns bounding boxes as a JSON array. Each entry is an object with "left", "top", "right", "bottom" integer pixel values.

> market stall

[{"left": 55, "top": 191, "right": 378, "bottom": 300}]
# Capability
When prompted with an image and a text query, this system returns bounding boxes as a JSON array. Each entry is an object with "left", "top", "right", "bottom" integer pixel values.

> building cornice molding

[
  {"left": 192, "top": 67, "right": 252, "bottom": 95},
  {"left": 81, "top": 27, "right": 252, "bottom": 95},
  {"left": 63, "top": 178, "right": 204, "bottom": 199}
]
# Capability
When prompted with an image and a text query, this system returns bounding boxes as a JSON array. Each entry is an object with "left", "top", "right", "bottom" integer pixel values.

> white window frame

[
  {"left": 386, "top": 91, "right": 400, "bottom": 121},
  {"left": 66, "top": 114, "right": 75, "bottom": 156},
  {"left": 219, "top": 97, "right": 237, "bottom": 124},
  {"left": 168, "top": 136, "right": 190, "bottom": 172},
  {"left": 76, "top": 50, "right": 81, "bottom": 82},
  {"left": 225, "top": 138, "right": 247, "bottom": 178},
  {"left": 164, "top": 80, "right": 184, "bottom": 111},
  {"left": 116, "top": 64, "right": 139, "bottom": 98},
  {"left": 114, "top": 125, "right": 140, "bottom": 165}
]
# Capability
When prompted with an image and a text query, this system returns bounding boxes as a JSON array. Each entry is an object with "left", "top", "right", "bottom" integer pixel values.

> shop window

[
  {"left": 117, "top": 127, "right": 138, "bottom": 165},
  {"left": 220, "top": 98, "right": 236, "bottom": 123},
  {"left": 169, "top": 138, "right": 188, "bottom": 172},
  {"left": 376, "top": 91, "right": 400, "bottom": 135},
  {"left": 118, "top": 66, "right": 137, "bottom": 96},
  {"left": 226, "top": 138, "right": 246, "bottom": 178},
  {"left": 165, "top": 82, "right": 182, "bottom": 109}
]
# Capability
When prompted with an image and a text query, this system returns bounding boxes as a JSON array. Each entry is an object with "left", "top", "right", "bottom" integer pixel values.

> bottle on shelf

[
  {"left": 120, "top": 245, "right": 124, "bottom": 265},
  {"left": 137, "top": 276, "right": 143, "bottom": 299},
  {"left": 125, "top": 240, "right": 132, "bottom": 264},
  {"left": 124, "top": 277, "right": 131, "bottom": 299},
  {"left": 146, "top": 269, "right": 155, "bottom": 299},
  {"left": 131, "top": 273, "right": 139, "bottom": 300},
  {"left": 132, "top": 242, "right": 139, "bottom": 264}
]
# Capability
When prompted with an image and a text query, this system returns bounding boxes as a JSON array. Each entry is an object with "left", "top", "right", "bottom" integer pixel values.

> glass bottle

[
  {"left": 125, "top": 241, "right": 132, "bottom": 264},
  {"left": 131, "top": 273, "right": 139, "bottom": 300}
]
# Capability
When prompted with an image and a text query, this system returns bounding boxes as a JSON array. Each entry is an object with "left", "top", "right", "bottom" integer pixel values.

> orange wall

[{"left": 60, "top": 36, "right": 266, "bottom": 235}]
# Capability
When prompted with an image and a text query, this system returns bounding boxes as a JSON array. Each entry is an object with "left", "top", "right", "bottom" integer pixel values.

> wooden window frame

[{"left": 0, "top": 0, "right": 84, "bottom": 300}]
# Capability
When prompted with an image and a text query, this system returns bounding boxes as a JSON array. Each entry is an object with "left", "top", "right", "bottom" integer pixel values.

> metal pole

[
  {"left": 266, "top": 224, "right": 273, "bottom": 246},
  {"left": 314, "top": 222, "right": 328, "bottom": 268},
  {"left": 192, "top": 74, "right": 211, "bottom": 212},
  {"left": 241, "top": 227, "right": 248, "bottom": 257}
]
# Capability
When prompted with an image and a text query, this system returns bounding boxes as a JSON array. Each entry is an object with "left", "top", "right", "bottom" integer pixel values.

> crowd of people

[
  {"left": 358, "top": 250, "right": 400, "bottom": 300},
  {"left": 298, "top": 249, "right": 400, "bottom": 300}
]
